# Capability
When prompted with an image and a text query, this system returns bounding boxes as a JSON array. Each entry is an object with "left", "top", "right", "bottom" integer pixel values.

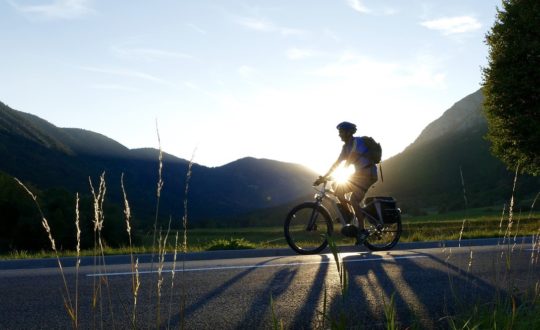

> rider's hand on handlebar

[{"left": 313, "top": 176, "right": 326, "bottom": 186}]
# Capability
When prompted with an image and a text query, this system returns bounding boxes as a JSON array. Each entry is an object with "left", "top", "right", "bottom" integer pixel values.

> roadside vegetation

[
  {"left": 4, "top": 140, "right": 539, "bottom": 329},
  {"left": 2, "top": 208, "right": 538, "bottom": 259},
  {"left": 0, "top": 1, "right": 538, "bottom": 328}
]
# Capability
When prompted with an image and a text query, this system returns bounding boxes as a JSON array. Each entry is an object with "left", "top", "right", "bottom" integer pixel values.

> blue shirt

[{"left": 338, "top": 137, "right": 377, "bottom": 177}]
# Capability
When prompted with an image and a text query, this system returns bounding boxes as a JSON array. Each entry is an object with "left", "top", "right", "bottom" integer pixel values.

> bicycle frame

[
  {"left": 285, "top": 179, "right": 402, "bottom": 254},
  {"left": 312, "top": 181, "right": 384, "bottom": 232}
]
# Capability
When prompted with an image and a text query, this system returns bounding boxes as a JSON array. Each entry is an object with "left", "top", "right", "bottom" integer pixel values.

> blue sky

[{"left": 1, "top": 0, "right": 501, "bottom": 173}]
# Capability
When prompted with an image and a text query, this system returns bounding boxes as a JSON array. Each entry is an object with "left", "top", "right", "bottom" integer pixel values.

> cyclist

[{"left": 313, "top": 121, "right": 378, "bottom": 243}]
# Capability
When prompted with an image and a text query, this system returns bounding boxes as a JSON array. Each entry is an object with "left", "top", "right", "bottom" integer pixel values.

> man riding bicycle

[{"left": 314, "top": 121, "right": 378, "bottom": 244}]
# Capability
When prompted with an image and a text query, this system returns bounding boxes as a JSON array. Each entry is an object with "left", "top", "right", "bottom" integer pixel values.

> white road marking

[{"left": 86, "top": 255, "right": 428, "bottom": 277}]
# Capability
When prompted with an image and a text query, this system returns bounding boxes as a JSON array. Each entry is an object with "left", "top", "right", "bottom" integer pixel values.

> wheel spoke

[
  {"left": 285, "top": 203, "right": 332, "bottom": 254},
  {"left": 364, "top": 220, "right": 402, "bottom": 251}
]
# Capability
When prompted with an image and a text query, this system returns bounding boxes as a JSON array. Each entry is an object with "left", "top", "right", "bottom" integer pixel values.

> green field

[
  {"left": 182, "top": 210, "right": 539, "bottom": 250},
  {"left": 3, "top": 208, "right": 538, "bottom": 259}
]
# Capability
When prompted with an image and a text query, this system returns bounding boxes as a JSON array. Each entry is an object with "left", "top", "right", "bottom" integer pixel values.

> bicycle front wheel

[{"left": 284, "top": 202, "right": 333, "bottom": 255}]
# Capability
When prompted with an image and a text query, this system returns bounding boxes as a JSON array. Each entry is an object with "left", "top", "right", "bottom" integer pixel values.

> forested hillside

[
  {"left": 1, "top": 89, "right": 538, "bottom": 252},
  {"left": 0, "top": 102, "right": 316, "bottom": 232},
  {"left": 370, "top": 89, "right": 538, "bottom": 214}
]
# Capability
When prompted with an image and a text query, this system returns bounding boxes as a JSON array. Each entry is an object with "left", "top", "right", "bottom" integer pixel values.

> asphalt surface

[{"left": 1, "top": 237, "right": 539, "bottom": 329}]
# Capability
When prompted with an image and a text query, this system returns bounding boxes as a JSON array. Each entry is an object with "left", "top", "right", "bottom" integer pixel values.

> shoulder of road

[{"left": 0, "top": 236, "right": 534, "bottom": 271}]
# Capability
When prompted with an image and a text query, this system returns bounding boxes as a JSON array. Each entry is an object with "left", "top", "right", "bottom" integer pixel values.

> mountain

[
  {"left": 412, "top": 89, "right": 485, "bottom": 146},
  {"left": 2, "top": 88, "right": 537, "bottom": 233},
  {"left": 0, "top": 101, "right": 317, "bottom": 226},
  {"left": 370, "top": 89, "right": 538, "bottom": 214}
]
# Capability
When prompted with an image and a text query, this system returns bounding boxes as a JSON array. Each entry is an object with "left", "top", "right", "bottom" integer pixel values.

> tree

[{"left": 482, "top": 0, "right": 540, "bottom": 176}]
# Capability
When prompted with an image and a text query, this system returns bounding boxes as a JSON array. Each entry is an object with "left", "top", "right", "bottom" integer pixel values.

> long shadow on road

[{"left": 329, "top": 249, "right": 516, "bottom": 329}]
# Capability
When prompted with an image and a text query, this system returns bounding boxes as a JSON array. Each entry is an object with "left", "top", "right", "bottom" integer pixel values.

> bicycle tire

[
  {"left": 284, "top": 202, "right": 333, "bottom": 255},
  {"left": 363, "top": 214, "right": 402, "bottom": 251}
]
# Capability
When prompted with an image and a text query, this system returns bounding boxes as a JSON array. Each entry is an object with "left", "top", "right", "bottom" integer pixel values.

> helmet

[{"left": 336, "top": 121, "right": 357, "bottom": 133}]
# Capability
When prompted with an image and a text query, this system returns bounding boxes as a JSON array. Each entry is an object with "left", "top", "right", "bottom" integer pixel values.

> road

[{"left": 1, "top": 237, "right": 539, "bottom": 329}]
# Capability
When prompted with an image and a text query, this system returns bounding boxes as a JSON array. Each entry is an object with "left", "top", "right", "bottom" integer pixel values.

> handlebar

[
  {"left": 312, "top": 176, "right": 337, "bottom": 197},
  {"left": 313, "top": 175, "right": 326, "bottom": 186},
  {"left": 313, "top": 175, "right": 337, "bottom": 187}
]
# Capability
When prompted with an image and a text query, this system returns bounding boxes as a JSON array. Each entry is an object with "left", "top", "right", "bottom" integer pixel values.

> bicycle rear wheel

[
  {"left": 284, "top": 202, "right": 333, "bottom": 255},
  {"left": 363, "top": 216, "right": 402, "bottom": 251}
]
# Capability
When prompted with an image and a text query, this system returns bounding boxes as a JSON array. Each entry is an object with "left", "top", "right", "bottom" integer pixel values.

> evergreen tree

[{"left": 482, "top": 0, "right": 540, "bottom": 175}]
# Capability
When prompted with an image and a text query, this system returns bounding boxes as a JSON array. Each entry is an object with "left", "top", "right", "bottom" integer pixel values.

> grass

[
  {"left": 3, "top": 210, "right": 538, "bottom": 260},
  {"left": 5, "top": 133, "right": 539, "bottom": 329},
  {"left": 448, "top": 293, "right": 540, "bottom": 329},
  {"left": 270, "top": 166, "right": 539, "bottom": 329},
  {"left": 7, "top": 126, "right": 197, "bottom": 329}
]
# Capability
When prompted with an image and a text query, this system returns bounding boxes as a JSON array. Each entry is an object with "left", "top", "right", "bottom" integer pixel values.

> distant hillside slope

[
  {"left": 412, "top": 89, "right": 486, "bottom": 146},
  {"left": 370, "top": 89, "right": 538, "bottom": 214},
  {"left": 0, "top": 101, "right": 316, "bottom": 225}
]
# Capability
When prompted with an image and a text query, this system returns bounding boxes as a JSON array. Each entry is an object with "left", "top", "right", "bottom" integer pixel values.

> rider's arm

[
  {"left": 323, "top": 159, "right": 342, "bottom": 178},
  {"left": 314, "top": 145, "right": 347, "bottom": 185},
  {"left": 314, "top": 158, "right": 342, "bottom": 186}
]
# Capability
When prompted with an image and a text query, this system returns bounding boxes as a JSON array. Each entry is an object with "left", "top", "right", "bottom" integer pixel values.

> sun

[{"left": 332, "top": 164, "right": 355, "bottom": 184}]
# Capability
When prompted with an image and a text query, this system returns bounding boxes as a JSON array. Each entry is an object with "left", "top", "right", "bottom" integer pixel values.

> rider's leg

[
  {"left": 334, "top": 185, "right": 354, "bottom": 220},
  {"left": 350, "top": 189, "right": 366, "bottom": 230},
  {"left": 350, "top": 175, "right": 377, "bottom": 230}
]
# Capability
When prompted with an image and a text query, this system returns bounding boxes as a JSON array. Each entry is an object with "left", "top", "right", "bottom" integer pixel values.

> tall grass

[
  {"left": 90, "top": 172, "right": 124, "bottom": 329},
  {"left": 11, "top": 144, "right": 539, "bottom": 328},
  {"left": 149, "top": 120, "right": 165, "bottom": 297},
  {"left": 447, "top": 165, "right": 540, "bottom": 328},
  {"left": 120, "top": 173, "right": 139, "bottom": 328},
  {"left": 178, "top": 151, "right": 195, "bottom": 330},
  {"left": 14, "top": 178, "right": 77, "bottom": 328},
  {"left": 382, "top": 293, "right": 398, "bottom": 330},
  {"left": 269, "top": 165, "right": 539, "bottom": 329},
  {"left": 12, "top": 130, "right": 197, "bottom": 329},
  {"left": 322, "top": 235, "right": 349, "bottom": 329},
  {"left": 74, "top": 193, "right": 81, "bottom": 328},
  {"left": 156, "top": 219, "right": 171, "bottom": 327}
]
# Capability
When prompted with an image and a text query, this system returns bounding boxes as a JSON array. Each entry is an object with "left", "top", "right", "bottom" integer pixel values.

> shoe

[
  {"left": 341, "top": 224, "right": 358, "bottom": 238},
  {"left": 356, "top": 229, "right": 369, "bottom": 245}
]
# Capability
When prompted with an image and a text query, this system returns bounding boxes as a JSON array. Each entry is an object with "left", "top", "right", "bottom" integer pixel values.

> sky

[{"left": 0, "top": 0, "right": 502, "bottom": 173}]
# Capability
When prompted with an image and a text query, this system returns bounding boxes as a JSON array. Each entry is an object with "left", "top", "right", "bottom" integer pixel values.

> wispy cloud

[
  {"left": 323, "top": 28, "right": 341, "bottom": 42},
  {"left": 237, "top": 17, "right": 305, "bottom": 36},
  {"left": 346, "top": 0, "right": 371, "bottom": 14},
  {"left": 186, "top": 23, "right": 207, "bottom": 35},
  {"left": 9, "top": 0, "right": 94, "bottom": 20},
  {"left": 111, "top": 45, "right": 194, "bottom": 62},
  {"left": 346, "top": 0, "right": 399, "bottom": 16},
  {"left": 80, "top": 66, "right": 177, "bottom": 87},
  {"left": 381, "top": 6, "right": 399, "bottom": 16},
  {"left": 238, "top": 65, "right": 257, "bottom": 78},
  {"left": 421, "top": 16, "right": 482, "bottom": 35},
  {"left": 312, "top": 52, "right": 446, "bottom": 89},
  {"left": 90, "top": 84, "right": 140, "bottom": 92},
  {"left": 286, "top": 48, "right": 318, "bottom": 60}
]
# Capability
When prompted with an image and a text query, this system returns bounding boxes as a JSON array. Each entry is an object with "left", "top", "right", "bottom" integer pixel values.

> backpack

[{"left": 361, "top": 136, "right": 382, "bottom": 165}]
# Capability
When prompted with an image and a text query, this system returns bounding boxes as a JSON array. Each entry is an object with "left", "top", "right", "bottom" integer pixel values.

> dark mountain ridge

[
  {"left": 0, "top": 101, "right": 316, "bottom": 225},
  {"left": 1, "top": 89, "right": 537, "bottom": 231},
  {"left": 370, "top": 89, "right": 538, "bottom": 213},
  {"left": 411, "top": 89, "right": 485, "bottom": 147}
]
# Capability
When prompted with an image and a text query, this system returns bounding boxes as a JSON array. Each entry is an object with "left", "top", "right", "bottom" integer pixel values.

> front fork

[{"left": 306, "top": 199, "right": 324, "bottom": 231}]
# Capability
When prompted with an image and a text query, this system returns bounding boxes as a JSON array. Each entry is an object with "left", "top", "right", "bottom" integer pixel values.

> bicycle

[{"left": 284, "top": 177, "right": 402, "bottom": 255}]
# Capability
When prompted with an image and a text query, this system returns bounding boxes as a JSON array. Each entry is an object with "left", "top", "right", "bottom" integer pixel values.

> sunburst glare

[{"left": 332, "top": 164, "right": 355, "bottom": 184}]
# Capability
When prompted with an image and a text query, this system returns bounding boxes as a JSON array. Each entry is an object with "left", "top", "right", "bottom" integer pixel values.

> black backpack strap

[{"left": 379, "top": 163, "right": 384, "bottom": 182}]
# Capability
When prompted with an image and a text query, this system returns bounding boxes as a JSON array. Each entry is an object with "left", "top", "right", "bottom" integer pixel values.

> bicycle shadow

[
  {"left": 165, "top": 255, "right": 332, "bottom": 329},
  {"left": 165, "top": 256, "right": 286, "bottom": 327},
  {"left": 236, "top": 254, "right": 332, "bottom": 329},
  {"left": 325, "top": 248, "right": 511, "bottom": 329}
]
